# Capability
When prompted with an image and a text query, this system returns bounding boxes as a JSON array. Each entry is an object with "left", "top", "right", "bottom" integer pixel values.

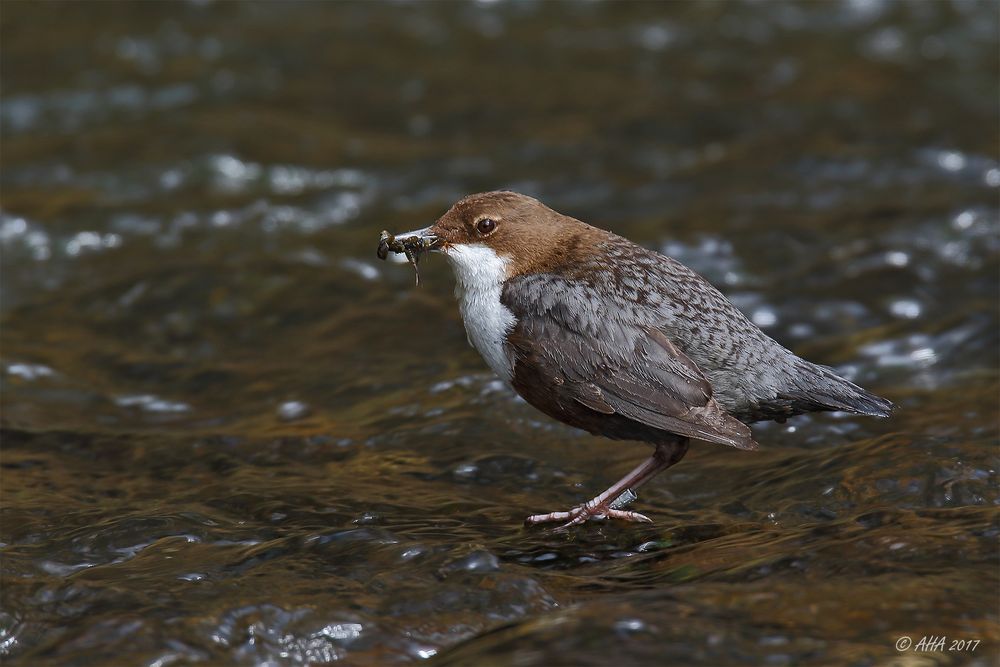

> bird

[{"left": 377, "top": 191, "right": 892, "bottom": 529}]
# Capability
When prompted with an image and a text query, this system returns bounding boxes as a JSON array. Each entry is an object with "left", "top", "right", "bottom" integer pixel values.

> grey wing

[{"left": 502, "top": 275, "right": 757, "bottom": 450}]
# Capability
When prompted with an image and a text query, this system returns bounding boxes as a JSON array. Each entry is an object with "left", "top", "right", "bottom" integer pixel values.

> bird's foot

[{"left": 524, "top": 492, "right": 652, "bottom": 530}]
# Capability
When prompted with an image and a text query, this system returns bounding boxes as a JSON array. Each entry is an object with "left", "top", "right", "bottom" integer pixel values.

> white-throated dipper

[{"left": 377, "top": 191, "right": 892, "bottom": 529}]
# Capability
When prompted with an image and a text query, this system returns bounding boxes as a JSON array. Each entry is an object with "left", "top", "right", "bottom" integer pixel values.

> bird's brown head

[{"left": 383, "top": 191, "right": 606, "bottom": 280}]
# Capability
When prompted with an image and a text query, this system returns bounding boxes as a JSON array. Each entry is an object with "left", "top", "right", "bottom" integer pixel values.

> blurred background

[{"left": 1, "top": 1, "right": 997, "bottom": 665}]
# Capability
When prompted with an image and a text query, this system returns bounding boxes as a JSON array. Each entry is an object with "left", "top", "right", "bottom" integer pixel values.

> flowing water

[{"left": 1, "top": 2, "right": 998, "bottom": 665}]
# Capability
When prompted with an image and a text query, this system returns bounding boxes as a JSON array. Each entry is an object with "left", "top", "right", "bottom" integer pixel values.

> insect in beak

[{"left": 377, "top": 228, "right": 441, "bottom": 286}]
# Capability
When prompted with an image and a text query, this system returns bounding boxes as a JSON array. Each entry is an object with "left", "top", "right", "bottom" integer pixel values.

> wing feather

[{"left": 503, "top": 275, "right": 758, "bottom": 451}]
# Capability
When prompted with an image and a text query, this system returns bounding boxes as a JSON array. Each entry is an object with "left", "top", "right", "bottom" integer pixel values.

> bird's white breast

[{"left": 442, "top": 244, "right": 516, "bottom": 382}]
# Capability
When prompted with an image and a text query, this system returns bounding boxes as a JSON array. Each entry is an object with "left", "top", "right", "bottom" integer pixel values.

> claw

[
  {"left": 524, "top": 510, "right": 574, "bottom": 526},
  {"left": 524, "top": 443, "right": 685, "bottom": 530},
  {"left": 605, "top": 509, "right": 652, "bottom": 523},
  {"left": 524, "top": 503, "right": 653, "bottom": 530}
]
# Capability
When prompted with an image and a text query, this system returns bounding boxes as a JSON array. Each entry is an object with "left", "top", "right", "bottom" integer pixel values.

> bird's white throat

[{"left": 442, "top": 243, "right": 516, "bottom": 382}]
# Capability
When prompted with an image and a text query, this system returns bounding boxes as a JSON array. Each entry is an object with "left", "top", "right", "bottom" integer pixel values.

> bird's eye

[{"left": 476, "top": 218, "right": 497, "bottom": 235}]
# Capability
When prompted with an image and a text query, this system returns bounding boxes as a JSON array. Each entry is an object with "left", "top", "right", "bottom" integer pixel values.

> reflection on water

[{"left": 1, "top": 2, "right": 998, "bottom": 665}]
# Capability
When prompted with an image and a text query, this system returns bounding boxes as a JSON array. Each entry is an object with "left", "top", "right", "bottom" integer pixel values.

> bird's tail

[{"left": 783, "top": 360, "right": 893, "bottom": 418}]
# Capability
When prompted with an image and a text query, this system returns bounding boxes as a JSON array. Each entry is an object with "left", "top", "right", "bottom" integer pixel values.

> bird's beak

[{"left": 377, "top": 226, "right": 443, "bottom": 261}]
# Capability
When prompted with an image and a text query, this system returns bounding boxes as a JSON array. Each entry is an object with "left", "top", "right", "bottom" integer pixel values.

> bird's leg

[
  {"left": 525, "top": 439, "right": 689, "bottom": 529},
  {"left": 523, "top": 454, "right": 667, "bottom": 527}
]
